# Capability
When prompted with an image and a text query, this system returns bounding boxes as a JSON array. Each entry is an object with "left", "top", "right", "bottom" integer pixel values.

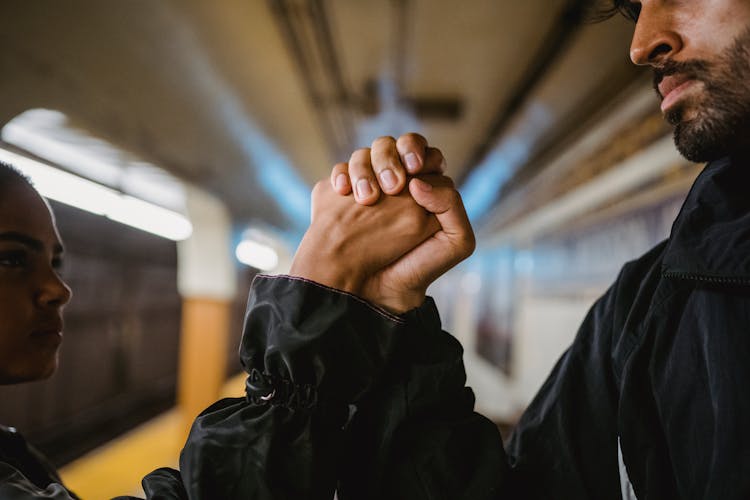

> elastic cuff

[
  {"left": 241, "top": 273, "right": 411, "bottom": 407},
  {"left": 257, "top": 274, "right": 406, "bottom": 324},
  {"left": 245, "top": 368, "right": 317, "bottom": 409}
]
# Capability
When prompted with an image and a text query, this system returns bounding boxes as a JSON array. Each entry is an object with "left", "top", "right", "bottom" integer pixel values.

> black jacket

[
  {"left": 0, "top": 425, "right": 80, "bottom": 499},
  {"left": 502, "top": 155, "right": 750, "bottom": 499},
  {"left": 181, "top": 155, "right": 750, "bottom": 499},
  {"left": 242, "top": 155, "right": 750, "bottom": 499},
  {"left": 2, "top": 156, "right": 749, "bottom": 499},
  {"left": 334, "top": 155, "right": 750, "bottom": 499}
]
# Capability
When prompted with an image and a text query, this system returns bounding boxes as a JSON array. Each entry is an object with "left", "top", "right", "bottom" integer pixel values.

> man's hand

[
  {"left": 292, "top": 134, "right": 475, "bottom": 312},
  {"left": 358, "top": 173, "right": 475, "bottom": 312},
  {"left": 289, "top": 179, "right": 442, "bottom": 309},
  {"left": 331, "top": 134, "right": 446, "bottom": 203}
]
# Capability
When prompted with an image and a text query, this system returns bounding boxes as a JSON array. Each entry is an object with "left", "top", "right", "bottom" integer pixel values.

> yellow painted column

[
  {"left": 177, "top": 186, "right": 237, "bottom": 435},
  {"left": 177, "top": 297, "right": 231, "bottom": 427}
]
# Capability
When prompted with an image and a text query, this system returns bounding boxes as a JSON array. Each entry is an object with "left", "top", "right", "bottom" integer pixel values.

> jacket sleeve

[
  {"left": 337, "top": 297, "right": 509, "bottom": 500},
  {"left": 172, "top": 274, "right": 416, "bottom": 500},
  {"left": 0, "top": 426, "right": 80, "bottom": 500},
  {"left": 338, "top": 275, "right": 630, "bottom": 499},
  {"left": 502, "top": 246, "right": 666, "bottom": 499},
  {"left": 0, "top": 463, "right": 77, "bottom": 500},
  {"left": 502, "top": 284, "right": 623, "bottom": 498}
]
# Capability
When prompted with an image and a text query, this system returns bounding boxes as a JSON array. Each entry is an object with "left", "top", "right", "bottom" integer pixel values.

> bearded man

[{"left": 186, "top": 1, "right": 750, "bottom": 499}]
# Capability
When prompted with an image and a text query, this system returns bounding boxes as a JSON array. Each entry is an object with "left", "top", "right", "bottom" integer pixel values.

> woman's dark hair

[{"left": 0, "top": 161, "right": 33, "bottom": 192}]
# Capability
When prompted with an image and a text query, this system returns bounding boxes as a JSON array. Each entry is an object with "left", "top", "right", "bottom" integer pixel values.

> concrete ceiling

[{"left": 0, "top": 0, "right": 646, "bottom": 236}]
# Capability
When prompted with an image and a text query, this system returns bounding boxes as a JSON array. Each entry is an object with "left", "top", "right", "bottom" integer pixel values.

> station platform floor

[{"left": 59, "top": 373, "right": 247, "bottom": 499}]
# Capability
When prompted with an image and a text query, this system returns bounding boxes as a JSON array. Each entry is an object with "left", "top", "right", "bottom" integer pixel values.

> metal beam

[{"left": 457, "top": 0, "right": 592, "bottom": 185}]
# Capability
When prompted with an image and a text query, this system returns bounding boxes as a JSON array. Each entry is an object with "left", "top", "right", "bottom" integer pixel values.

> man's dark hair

[
  {"left": 0, "top": 161, "right": 33, "bottom": 192},
  {"left": 588, "top": 0, "right": 640, "bottom": 23}
]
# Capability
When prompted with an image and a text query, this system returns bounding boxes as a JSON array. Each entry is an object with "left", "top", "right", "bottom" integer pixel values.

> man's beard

[{"left": 653, "top": 27, "right": 750, "bottom": 162}]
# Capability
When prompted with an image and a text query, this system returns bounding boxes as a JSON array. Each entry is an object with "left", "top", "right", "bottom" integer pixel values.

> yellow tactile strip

[{"left": 59, "top": 373, "right": 246, "bottom": 499}]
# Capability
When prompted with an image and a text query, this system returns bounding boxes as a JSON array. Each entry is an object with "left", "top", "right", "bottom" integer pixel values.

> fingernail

[
  {"left": 412, "top": 178, "right": 432, "bottom": 192},
  {"left": 335, "top": 173, "right": 349, "bottom": 191},
  {"left": 356, "top": 178, "right": 373, "bottom": 199},
  {"left": 405, "top": 152, "right": 421, "bottom": 173},
  {"left": 439, "top": 157, "right": 447, "bottom": 172},
  {"left": 379, "top": 169, "right": 397, "bottom": 190}
]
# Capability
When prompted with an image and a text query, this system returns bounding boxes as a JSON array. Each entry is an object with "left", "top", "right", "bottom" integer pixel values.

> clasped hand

[{"left": 290, "top": 134, "right": 475, "bottom": 313}]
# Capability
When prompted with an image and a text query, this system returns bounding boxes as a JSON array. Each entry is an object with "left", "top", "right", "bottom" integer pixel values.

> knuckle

[
  {"left": 424, "top": 148, "right": 446, "bottom": 173},
  {"left": 372, "top": 135, "right": 396, "bottom": 148},
  {"left": 332, "top": 161, "right": 348, "bottom": 173},
  {"left": 350, "top": 148, "right": 371, "bottom": 163},
  {"left": 407, "top": 209, "right": 426, "bottom": 228},
  {"left": 460, "top": 224, "right": 476, "bottom": 252},
  {"left": 330, "top": 163, "right": 348, "bottom": 183},
  {"left": 450, "top": 234, "right": 475, "bottom": 262},
  {"left": 400, "top": 132, "right": 426, "bottom": 144},
  {"left": 463, "top": 232, "right": 477, "bottom": 256},
  {"left": 447, "top": 189, "right": 462, "bottom": 207}
]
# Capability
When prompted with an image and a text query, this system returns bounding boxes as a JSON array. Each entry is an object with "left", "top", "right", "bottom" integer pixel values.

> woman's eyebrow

[{"left": 0, "top": 231, "right": 45, "bottom": 251}]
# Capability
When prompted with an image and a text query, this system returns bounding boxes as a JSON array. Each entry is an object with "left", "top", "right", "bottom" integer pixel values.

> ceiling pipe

[
  {"left": 268, "top": 0, "right": 356, "bottom": 159},
  {"left": 457, "top": 0, "right": 593, "bottom": 186}
]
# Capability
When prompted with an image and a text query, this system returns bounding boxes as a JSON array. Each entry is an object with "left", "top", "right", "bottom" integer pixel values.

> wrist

[
  {"left": 289, "top": 234, "right": 365, "bottom": 294},
  {"left": 289, "top": 263, "right": 363, "bottom": 294},
  {"left": 363, "top": 287, "right": 426, "bottom": 315}
]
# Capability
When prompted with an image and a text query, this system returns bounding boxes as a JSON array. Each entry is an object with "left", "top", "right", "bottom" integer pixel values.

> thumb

[
  {"left": 401, "top": 176, "right": 475, "bottom": 283},
  {"left": 409, "top": 177, "right": 475, "bottom": 253}
]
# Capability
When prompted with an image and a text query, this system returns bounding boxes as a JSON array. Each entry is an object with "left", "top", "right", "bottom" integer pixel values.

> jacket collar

[{"left": 662, "top": 155, "right": 750, "bottom": 281}]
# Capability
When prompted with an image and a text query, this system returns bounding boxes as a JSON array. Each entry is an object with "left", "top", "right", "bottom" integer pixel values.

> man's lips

[{"left": 658, "top": 74, "right": 699, "bottom": 112}]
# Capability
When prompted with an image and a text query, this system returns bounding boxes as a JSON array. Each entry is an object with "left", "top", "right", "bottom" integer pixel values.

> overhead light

[
  {"left": 235, "top": 239, "right": 279, "bottom": 271},
  {"left": 0, "top": 148, "right": 193, "bottom": 241},
  {"left": 1, "top": 109, "right": 188, "bottom": 214},
  {"left": 107, "top": 194, "right": 193, "bottom": 241}
]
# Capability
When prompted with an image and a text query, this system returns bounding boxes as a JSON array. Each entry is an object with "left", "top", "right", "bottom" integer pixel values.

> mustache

[{"left": 653, "top": 59, "right": 711, "bottom": 93}]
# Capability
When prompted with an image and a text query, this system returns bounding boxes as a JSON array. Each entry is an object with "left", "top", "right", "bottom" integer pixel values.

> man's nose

[{"left": 629, "top": 7, "right": 683, "bottom": 65}]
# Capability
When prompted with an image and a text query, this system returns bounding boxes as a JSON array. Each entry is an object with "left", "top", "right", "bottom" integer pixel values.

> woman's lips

[
  {"left": 30, "top": 329, "right": 62, "bottom": 349},
  {"left": 32, "top": 329, "right": 61, "bottom": 336},
  {"left": 31, "top": 320, "right": 63, "bottom": 338}
]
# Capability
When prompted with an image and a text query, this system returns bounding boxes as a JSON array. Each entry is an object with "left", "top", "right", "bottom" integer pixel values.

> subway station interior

[{"left": 0, "top": 0, "right": 705, "bottom": 497}]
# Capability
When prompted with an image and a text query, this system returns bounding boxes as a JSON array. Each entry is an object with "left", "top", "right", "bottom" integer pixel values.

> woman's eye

[
  {"left": 0, "top": 251, "right": 28, "bottom": 268},
  {"left": 52, "top": 257, "right": 66, "bottom": 276}
]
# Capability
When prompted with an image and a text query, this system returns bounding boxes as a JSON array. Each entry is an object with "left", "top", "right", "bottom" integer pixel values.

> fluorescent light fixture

[
  {"left": 2, "top": 109, "right": 188, "bottom": 214},
  {"left": 235, "top": 239, "right": 279, "bottom": 271},
  {"left": 2, "top": 113, "right": 123, "bottom": 186},
  {"left": 108, "top": 194, "right": 193, "bottom": 241},
  {"left": 0, "top": 148, "right": 193, "bottom": 241}
]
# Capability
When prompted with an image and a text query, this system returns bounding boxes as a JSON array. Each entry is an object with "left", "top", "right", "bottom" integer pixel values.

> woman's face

[{"left": 0, "top": 180, "right": 71, "bottom": 384}]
